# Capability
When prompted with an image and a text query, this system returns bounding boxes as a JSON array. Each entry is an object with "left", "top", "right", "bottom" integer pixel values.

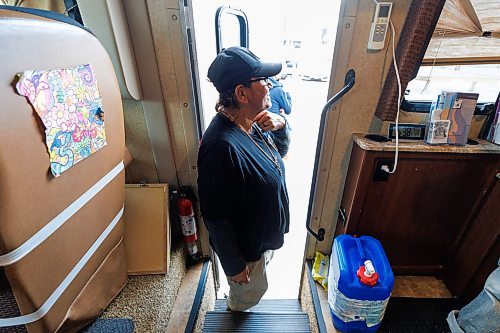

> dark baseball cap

[{"left": 207, "top": 46, "right": 282, "bottom": 93}]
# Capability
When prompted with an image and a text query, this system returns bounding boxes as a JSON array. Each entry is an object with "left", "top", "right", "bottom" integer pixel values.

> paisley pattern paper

[{"left": 16, "top": 64, "right": 107, "bottom": 177}]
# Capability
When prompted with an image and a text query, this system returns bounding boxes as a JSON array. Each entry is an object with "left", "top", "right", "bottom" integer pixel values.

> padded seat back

[{"left": 0, "top": 7, "right": 127, "bottom": 333}]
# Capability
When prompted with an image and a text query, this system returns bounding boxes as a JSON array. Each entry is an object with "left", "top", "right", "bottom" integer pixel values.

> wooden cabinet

[
  {"left": 443, "top": 175, "right": 499, "bottom": 300},
  {"left": 336, "top": 136, "right": 500, "bottom": 296}
]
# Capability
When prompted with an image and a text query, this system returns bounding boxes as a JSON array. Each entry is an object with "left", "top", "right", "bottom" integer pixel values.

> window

[
  {"left": 404, "top": 0, "right": 500, "bottom": 110},
  {"left": 215, "top": 6, "right": 248, "bottom": 53},
  {"left": 406, "top": 64, "right": 500, "bottom": 103}
]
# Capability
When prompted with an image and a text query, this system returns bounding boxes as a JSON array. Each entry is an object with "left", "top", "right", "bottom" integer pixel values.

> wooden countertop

[{"left": 353, "top": 133, "right": 500, "bottom": 154}]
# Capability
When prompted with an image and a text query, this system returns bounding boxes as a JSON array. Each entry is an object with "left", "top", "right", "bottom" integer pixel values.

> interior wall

[
  {"left": 145, "top": 0, "right": 198, "bottom": 186},
  {"left": 122, "top": 0, "right": 180, "bottom": 186},
  {"left": 77, "top": 0, "right": 178, "bottom": 185},
  {"left": 123, "top": 100, "right": 159, "bottom": 183},
  {"left": 307, "top": 0, "right": 413, "bottom": 257},
  {"left": 145, "top": 0, "right": 211, "bottom": 255}
]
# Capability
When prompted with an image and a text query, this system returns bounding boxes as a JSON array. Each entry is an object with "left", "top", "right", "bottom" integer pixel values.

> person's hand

[
  {"left": 229, "top": 265, "right": 250, "bottom": 285},
  {"left": 254, "top": 111, "right": 285, "bottom": 132}
]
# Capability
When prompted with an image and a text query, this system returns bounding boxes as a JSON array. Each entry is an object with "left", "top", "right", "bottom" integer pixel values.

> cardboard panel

[
  {"left": 124, "top": 184, "right": 170, "bottom": 274},
  {"left": 0, "top": 9, "right": 127, "bottom": 332}
]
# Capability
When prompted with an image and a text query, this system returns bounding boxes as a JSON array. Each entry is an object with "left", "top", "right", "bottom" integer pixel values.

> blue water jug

[{"left": 328, "top": 235, "right": 394, "bottom": 332}]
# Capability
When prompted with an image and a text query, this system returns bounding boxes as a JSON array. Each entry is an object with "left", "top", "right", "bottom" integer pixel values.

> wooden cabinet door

[
  {"left": 337, "top": 143, "right": 499, "bottom": 275},
  {"left": 444, "top": 173, "right": 500, "bottom": 299}
]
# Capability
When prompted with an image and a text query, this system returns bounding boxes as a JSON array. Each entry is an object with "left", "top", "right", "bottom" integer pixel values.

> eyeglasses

[{"left": 246, "top": 77, "right": 270, "bottom": 86}]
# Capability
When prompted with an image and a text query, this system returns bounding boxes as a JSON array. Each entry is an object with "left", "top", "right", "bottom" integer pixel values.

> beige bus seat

[{"left": 0, "top": 6, "right": 127, "bottom": 333}]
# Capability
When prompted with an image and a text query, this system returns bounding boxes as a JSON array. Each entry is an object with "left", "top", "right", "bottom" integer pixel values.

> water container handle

[
  {"left": 354, "top": 237, "right": 379, "bottom": 286},
  {"left": 355, "top": 237, "right": 366, "bottom": 262}
]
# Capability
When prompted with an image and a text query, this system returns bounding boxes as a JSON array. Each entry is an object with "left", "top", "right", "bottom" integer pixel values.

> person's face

[{"left": 245, "top": 77, "right": 272, "bottom": 112}]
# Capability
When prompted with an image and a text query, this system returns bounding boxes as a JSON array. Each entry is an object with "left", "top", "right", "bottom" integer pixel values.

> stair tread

[
  {"left": 203, "top": 312, "right": 310, "bottom": 332},
  {"left": 214, "top": 298, "right": 303, "bottom": 312}
]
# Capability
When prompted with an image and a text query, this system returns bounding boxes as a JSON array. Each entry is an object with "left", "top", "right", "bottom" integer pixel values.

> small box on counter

[
  {"left": 425, "top": 91, "right": 479, "bottom": 146},
  {"left": 486, "top": 93, "right": 500, "bottom": 145},
  {"left": 426, "top": 119, "right": 450, "bottom": 144},
  {"left": 492, "top": 123, "right": 500, "bottom": 145}
]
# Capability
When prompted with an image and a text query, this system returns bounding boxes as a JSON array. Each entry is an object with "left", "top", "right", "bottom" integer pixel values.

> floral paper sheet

[{"left": 16, "top": 64, "right": 107, "bottom": 177}]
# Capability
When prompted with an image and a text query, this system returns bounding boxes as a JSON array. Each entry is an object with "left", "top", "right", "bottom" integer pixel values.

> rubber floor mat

[
  {"left": 214, "top": 299, "right": 302, "bottom": 313},
  {"left": 203, "top": 312, "right": 310, "bottom": 332},
  {"left": 0, "top": 269, "right": 27, "bottom": 333},
  {"left": 378, "top": 297, "right": 464, "bottom": 333},
  {"left": 81, "top": 318, "right": 134, "bottom": 333}
]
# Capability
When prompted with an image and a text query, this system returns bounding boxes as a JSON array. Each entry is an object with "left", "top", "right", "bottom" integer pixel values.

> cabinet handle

[{"left": 338, "top": 207, "right": 347, "bottom": 227}]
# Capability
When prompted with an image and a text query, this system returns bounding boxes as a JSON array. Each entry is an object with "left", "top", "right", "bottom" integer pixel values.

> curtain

[
  {"left": 425, "top": 0, "right": 500, "bottom": 64},
  {"left": 470, "top": 0, "right": 500, "bottom": 36},
  {"left": 434, "top": 0, "right": 481, "bottom": 36},
  {"left": 375, "top": 0, "right": 447, "bottom": 121}
]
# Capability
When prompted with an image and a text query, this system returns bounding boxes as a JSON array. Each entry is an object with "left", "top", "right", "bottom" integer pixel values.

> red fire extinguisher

[{"left": 177, "top": 187, "right": 199, "bottom": 260}]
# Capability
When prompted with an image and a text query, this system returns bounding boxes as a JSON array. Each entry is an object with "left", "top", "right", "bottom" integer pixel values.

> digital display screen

[
  {"left": 392, "top": 127, "right": 422, "bottom": 138},
  {"left": 388, "top": 124, "right": 425, "bottom": 140},
  {"left": 379, "top": 5, "right": 390, "bottom": 17}
]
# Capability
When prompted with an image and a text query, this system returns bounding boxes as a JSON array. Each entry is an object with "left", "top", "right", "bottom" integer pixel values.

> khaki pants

[{"left": 226, "top": 250, "right": 273, "bottom": 311}]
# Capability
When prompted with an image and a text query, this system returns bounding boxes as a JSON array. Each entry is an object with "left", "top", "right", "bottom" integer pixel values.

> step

[
  {"left": 203, "top": 311, "right": 310, "bottom": 333},
  {"left": 214, "top": 299, "right": 303, "bottom": 313}
]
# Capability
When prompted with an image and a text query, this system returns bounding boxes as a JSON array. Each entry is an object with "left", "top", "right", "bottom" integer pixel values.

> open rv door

[
  {"left": 186, "top": 0, "right": 343, "bottom": 301},
  {"left": 182, "top": 1, "right": 251, "bottom": 296}
]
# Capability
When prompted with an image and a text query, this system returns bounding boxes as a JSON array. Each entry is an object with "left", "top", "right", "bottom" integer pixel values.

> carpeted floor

[
  {"left": 98, "top": 242, "right": 187, "bottom": 333},
  {"left": 378, "top": 297, "right": 464, "bottom": 333}
]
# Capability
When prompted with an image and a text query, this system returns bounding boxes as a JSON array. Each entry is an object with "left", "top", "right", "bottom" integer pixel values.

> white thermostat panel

[{"left": 367, "top": 2, "right": 393, "bottom": 50}]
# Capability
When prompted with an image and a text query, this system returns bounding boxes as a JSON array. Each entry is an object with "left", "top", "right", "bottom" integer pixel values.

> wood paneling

[
  {"left": 444, "top": 175, "right": 499, "bottom": 298},
  {"left": 337, "top": 142, "right": 499, "bottom": 288}
]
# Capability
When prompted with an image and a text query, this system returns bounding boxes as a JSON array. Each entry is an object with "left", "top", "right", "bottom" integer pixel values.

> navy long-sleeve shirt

[{"left": 197, "top": 114, "right": 290, "bottom": 276}]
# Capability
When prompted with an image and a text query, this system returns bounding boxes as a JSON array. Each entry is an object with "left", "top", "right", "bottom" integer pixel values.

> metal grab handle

[
  {"left": 306, "top": 69, "right": 356, "bottom": 241},
  {"left": 338, "top": 207, "right": 347, "bottom": 227}
]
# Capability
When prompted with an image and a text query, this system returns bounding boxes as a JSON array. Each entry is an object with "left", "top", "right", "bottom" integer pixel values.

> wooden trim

[{"left": 422, "top": 56, "right": 500, "bottom": 65}]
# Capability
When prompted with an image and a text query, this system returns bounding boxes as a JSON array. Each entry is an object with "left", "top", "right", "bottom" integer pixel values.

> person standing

[
  {"left": 268, "top": 76, "right": 292, "bottom": 116},
  {"left": 268, "top": 76, "right": 292, "bottom": 157},
  {"left": 197, "top": 46, "right": 290, "bottom": 311}
]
